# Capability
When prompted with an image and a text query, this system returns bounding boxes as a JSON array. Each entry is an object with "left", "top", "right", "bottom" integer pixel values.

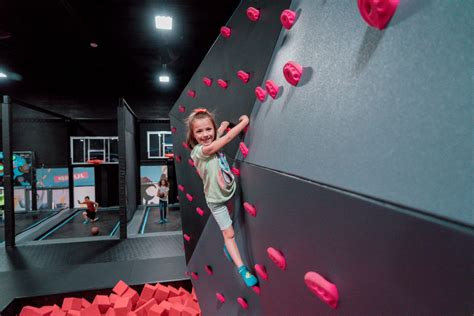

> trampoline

[
  {"left": 0, "top": 210, "right": 59, "bottom": 243},
  {"left": 37, "top": 208, "right": 120, "bottom": 240},
  {"left": 140, "top": 206, "right": 182, "bottom": 234}
]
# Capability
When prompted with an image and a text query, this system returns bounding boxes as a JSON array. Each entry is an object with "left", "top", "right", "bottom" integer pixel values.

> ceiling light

[
  {"left": 0, "top": 72, "right": 7, "bottom": 78},
  {"left": 159, "top": 75, "right": 170, "bottom": 83},
  {"left": 155, "top": 16, "right": 172, "bottom": 30},
  {"left": 90, "top": 42, "right": 98, "bottom": 48}
]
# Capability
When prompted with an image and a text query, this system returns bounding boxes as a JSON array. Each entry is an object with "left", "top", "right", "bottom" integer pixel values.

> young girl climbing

[{"left": 186, "top": 108, "right": 258, "bottom": 287}]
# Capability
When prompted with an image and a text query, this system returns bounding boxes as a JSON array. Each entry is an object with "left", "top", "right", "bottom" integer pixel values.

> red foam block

[{"left": 62, "top": 297, "right": 82, "bottom": 312}]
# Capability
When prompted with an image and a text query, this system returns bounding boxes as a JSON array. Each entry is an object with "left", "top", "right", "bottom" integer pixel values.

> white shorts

[{"left": 207, "top": 202, "right": 232, "bottom": 230}]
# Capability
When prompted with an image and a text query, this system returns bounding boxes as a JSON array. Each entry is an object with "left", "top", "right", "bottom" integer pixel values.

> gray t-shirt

[
  {"left": 158, "top": 186, "right": 169, "bottom": 202},
  {"left": 191, "top": 144, "right": 236, "bottom": 203}
]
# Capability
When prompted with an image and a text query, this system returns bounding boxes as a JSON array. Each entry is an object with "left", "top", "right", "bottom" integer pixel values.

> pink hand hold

[
  {"left": 254, "top": 264, "right": 268, "bottom": 280},
  {"left": 237, "top": 297, "right": 248, "bottom": 310},
  {"left": 304, "top": 272, "right": 339, "bottom": 309},
  {"left": 357, "top": 0, "right": 399, "bottom": 30},
  {"left": 225, "top": 127, "right": 231, "bottom": 133},
  {"left": 283, "top": 61, "right": 303, "bottom": 86},
  {"left": 205, "top": 265, "right": 213, "bottom": 275},
  {"left": 265, "top": 80, "right": 279, "bottom": 99},
  {"left": 171, "top": 127, "right": 176, "bottom": 133},
  {"left": 187, "top": 89, "right": 196, "bottom": 98},
  {"left": 175, "top": 155, "right": 182, "bottom": 163},
  {"left": 267, "top": 247, "right": 287, "bottom": 271},
  {"left": 220, "top": 26, "right": 231, "bottom": 38},
  {"left": 251, "top": 285, "right": 261, "bottom": 295},
  {"left": 216, "top": 293, "right": 225, "bottom": 303},
  {"left": 196, "top": 207, "right": 204, "bottom": 216},
  {"left": 280, "top": 9, "right": 297, "bottom": 30},
  {"left": 190, "top": 272, "right": 199, "bottom": 280},
  {"left": 255, "top": 86, "right": 267, "bottom": 101},
  {"left": 237, "top": 70, "right": 250, "bottom": 83},
  {"left": 246, "top": 7, "right": 260, "bottom": 21},
  {"left": 178, "top": 105, "right": 186, "bottom": 113},
  {"left": 183, "top": 234, "right": 191, "bottom": 242},
  {"left": 182, "top": 142, "right": 189, "bottom": 150},
  {"left": 178, "top": 184, "right": 185, "bottom": 192},
  {"left": 239, "top": 142, "right": 249, "bottom": 158},
  {"left": 202, "top": 77, "right": 213, "bottom": 86},
  {"left": 243, "top": 202, "right": 257, "bottom": 217},
  {"left": 188, "top": 158, "right": 195, "bottom": 167},
  {"left": 186, "top": 193, "right": 193, "bottom": 202},
  {"left": 217, "top": 79, "right": 228, "bottom": 89},
  {"left": 231, "top": 167, "right": 240, "bottom": 176}
]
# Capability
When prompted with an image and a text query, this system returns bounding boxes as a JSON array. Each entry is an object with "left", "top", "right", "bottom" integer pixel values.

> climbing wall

[{"left": 171, "top": 0, "right": 474, "bottom": 315}]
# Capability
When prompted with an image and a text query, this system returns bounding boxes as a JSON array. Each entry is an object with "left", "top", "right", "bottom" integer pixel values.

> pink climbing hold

[
  {"left": 216, "top": 293, "right": 225, "bottom": 303},
  {"left": 202, "top": 77, "right": 213, "bottom": 86},
  {"left": 243, "top": 202, "right": 257, "bottom": 217},
  {"left": 255, "top": 86, "right": 267, "bottom": 102},
  {"left": 178, "top": 184, "right": 185, "bottom": 192},
  {"left": 175, "top": 155, "right": 182, "bottom": 163},
  {"left": 283, "top": 61, "right": 303, "bottom": 86},
  {"left": 217, "top": 79, "right": 228, "bottom": 89},
  {"left": 205, "top": 265, "right": 213, "bottom": 275},
  {"left": 186, "top": 193, "right": 193, "bottom": 202},
  {"left": 178, "top": 105, "right": 186, "bottom": 113},
  {"left": 182, "top": 142, "right": 189, "bottom": 150},
  {"left": 265, "top": 80, "right": 279, "bottom": 99},
  {"left": 304, "top": 271, "right": 339, "bottom": 309},
  {"left": 246, "top": 7, "right": 260, "bottom": 21},
  {"left": 254, "top": 264, "right": 268, "bottom": 281},
  {"left": 196, "top": 207, "right": 204, "bottom": 216},
  {"left": 231, "top": 167, "right": 240, "bottom": 176},
  {"left": 190, "top": 272, "right": 199, "bottom": 280},
  {"left": 188, "top": 158, "right": 195, "bottom": 167},
  {"left": 171, "top": 127, "right": 176, "bottom": 133},
  {"left": 251, "top": 285, "right": 261, "bottom": 295},
  {"left": 220, "top": 26, "right": 231, "bottom": 38},
  {"left": 267, "top": 247, "right": 286, "bottom": 271},
  {"left": 237, "top": 70, "right": 250, "bottom": 83},
  {"left": 280, "top": 9, "right": 297, "bottom": 30},
  {"left": 239, "top": 142, "right": 249, "bottom": 158},
  {"left": 237, "top": 297, "right": 248, "bottom": 310},
  {"left": 183, "top": 234, "right": 191, "bottom": 242},
  {"left": 357, "top": 0, "right": 399, "bottom": 30},
  {"left": 187, "top": 89, "right": 196, "bottom": 98}
]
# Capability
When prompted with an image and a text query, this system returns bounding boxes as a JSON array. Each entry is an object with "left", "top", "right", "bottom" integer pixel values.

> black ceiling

[{"left": 0, "top": 0, "right": 240, "bottom": 99}]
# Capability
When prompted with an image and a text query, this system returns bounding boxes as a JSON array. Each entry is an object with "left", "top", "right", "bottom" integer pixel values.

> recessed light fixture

[
  {"left": 159, "top": 75, "right": 170, "bottom": 83},
  {"left": 0, "top": 72, "right": 7, "bottom": 78},
  {"left": 90, "top": 42, "right": 98, "bottom": 48},
  {"left": 155, "top": 16, "right": 172, "bottom": 30}
]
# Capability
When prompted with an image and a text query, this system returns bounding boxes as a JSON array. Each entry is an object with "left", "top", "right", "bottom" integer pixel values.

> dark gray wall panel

[
  {"left": 187, "top": 162, "right": 473, "bottom": 315},
  {"left": 243, "top": 0, "right": 473, "bottom": 224}
]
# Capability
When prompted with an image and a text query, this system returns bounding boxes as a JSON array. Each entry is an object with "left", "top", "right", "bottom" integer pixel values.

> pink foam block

[
  {"left": 246, "top": 7, "right": 260, "bottom": 21},
  {"left": 188, "top": 158, "right": 195, "bottom": 167},
  {"left": 135, "top": 299, "right": 157, "bottom": 316},
  {"left": 237, "top": 297, "right": 248, "bottom": 310},
  {"left": 251, "top": 285, "right": 261, "bottom": 295},
  {"left": 123, "top": 288, "right": 139, "bottom": 307},
  {"left": 109, "top": 294, "right": 119, "bottom": 306},
  {"left": 239, "top": 142, "right": 249, "bottom": 158},
  {"left": 216, "top": 293, "right": 225, "bottom": 303},
  {"left": 202, "top": 77, "right": 212, "bottom": 86},
  {"left": 175, "top": 155, "right": 182, "bottom": 163},
  {"left": 39, "top": 306, "right": 57, "bottom": 315},
  {"left": 169, "top": 303, "right": 186, "bottom": 316},
  {"left": 267, "top": 247, "right": 287, "bottom": 270},
  {"left": 220, "top": 26, "right": 231, "bottom": 38},
  {"left": 113, "top": 297, "right": 132, "bottom": 316},
  {"left": 127, "top": 312, "right": 137, "bottom": 316},
  {"left": 153, "top": 284, "right": 170, "bottom": 303},
  {"left": 243, "top": 202, "right": 257, "bottom": 217},
  {"left": 304, "top": 271, "right": 339, "bottom": 309},
  {"left": 187, "top": 90, "right": 196, "bottom": 98},
  {"left": 186, "top": 193, "right": 193, "bottom": 202},
  {"left": 237, "top": 70, "right": 250, "bottom": 83},
  {"left": 357, "top": 0, "right": 399, "bottom": 30},
  {"left": 62, "top": 297, "right": 82, "bottom": 312},
  {"left": 283, "top": 61, "right": 303, "bottom": 86},
  {"left": 80, "top": 305, "right": 101, "bottom": 316},
  {"left": 178, "top": 184, "right": 185, "bottom": 192},
  {"left": 51, "top": 310, "right": 67, "bottom": 316},
  {"left": 19, "top": 306, "right": 41, "bottom": 316},
  {"left": 178, "top": 105, "right": 186, "bottom": 113},
  {"left": 68, "top": 311, "right": 80, "bottom": 316},
  {"left": 140, "top": 284, "right": 156, "bottom": 302},
  {"left": 217, "top": 79, "right": 228, "bottom": 89},
  {"left": 195, "top": 207, "right": 204, "bottom": 216},
  {"left": 183, "top": 233, "right": 191, "bottom": 242},
  {"left": 182, "top": 142, "right": 189, "bottom": 150},
  {"left": 92, "top": 295, "right": 111, "bottom": 313},
  {"left": 104, "top": 307, "right": 116, "bottom": 316},
  {"left": 265, "top": 80, "right": 279, "bottom": 99},
  {"left": 204, "top": 265, "right": 213, "bottom": 275},
  {"left": 255, "top": 86, "right": 267, "bottom": 101},
  {"left": 182, "top": 306, "right": 200, "bottom": 316},
  {"left": 81, "top": 298, "right": 91, "bottom": 309},
  {"left": 190, "top": 272, "right": 199, "bottom": 280},
  {"left": 254, "top": 264, "right": 268, "bottom": 280},
  {"left": 280, "top": 9, "right": 297, "bottom": 29},
  {"left": 167, "top": 285, "right": 180, "bottom": 298},
  {"left": 231, "top": 167, "right": 240, "bottom": 176}
]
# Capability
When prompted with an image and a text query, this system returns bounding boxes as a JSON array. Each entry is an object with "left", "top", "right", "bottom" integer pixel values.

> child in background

[
  {"left": 186, "top": 108, "right": 258, "bottom": 287},
  {"left": 157, "top": 178, "right": 170, "bottom": 224},
  {"left": 78, "top": 196, "right": 99, "bottom": 224}
]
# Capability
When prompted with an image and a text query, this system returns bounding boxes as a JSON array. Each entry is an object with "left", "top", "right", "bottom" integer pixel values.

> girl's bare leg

[{"left": 222, "top": 226, "right": 243, "bottom": 268}]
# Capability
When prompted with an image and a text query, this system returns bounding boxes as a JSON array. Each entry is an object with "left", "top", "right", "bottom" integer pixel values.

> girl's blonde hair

[{"left": 185, "top": 108, "right": 217, "bottom": 149}]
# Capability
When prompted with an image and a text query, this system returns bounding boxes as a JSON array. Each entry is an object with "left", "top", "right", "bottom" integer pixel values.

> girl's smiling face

[{"left": 193, "top": 117, "right": 215, "bottom": 146}]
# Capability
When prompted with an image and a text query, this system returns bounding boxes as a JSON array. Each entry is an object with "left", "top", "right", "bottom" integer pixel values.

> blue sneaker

[
  {"left": 83, "top": 220, "right": 89, "bottom": 224},
  {"left": 223, "top": 245, "right": 233, "bottom": 263},
  {"left": 238, "top": 265, "right": 258, "bottom": 287}
]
